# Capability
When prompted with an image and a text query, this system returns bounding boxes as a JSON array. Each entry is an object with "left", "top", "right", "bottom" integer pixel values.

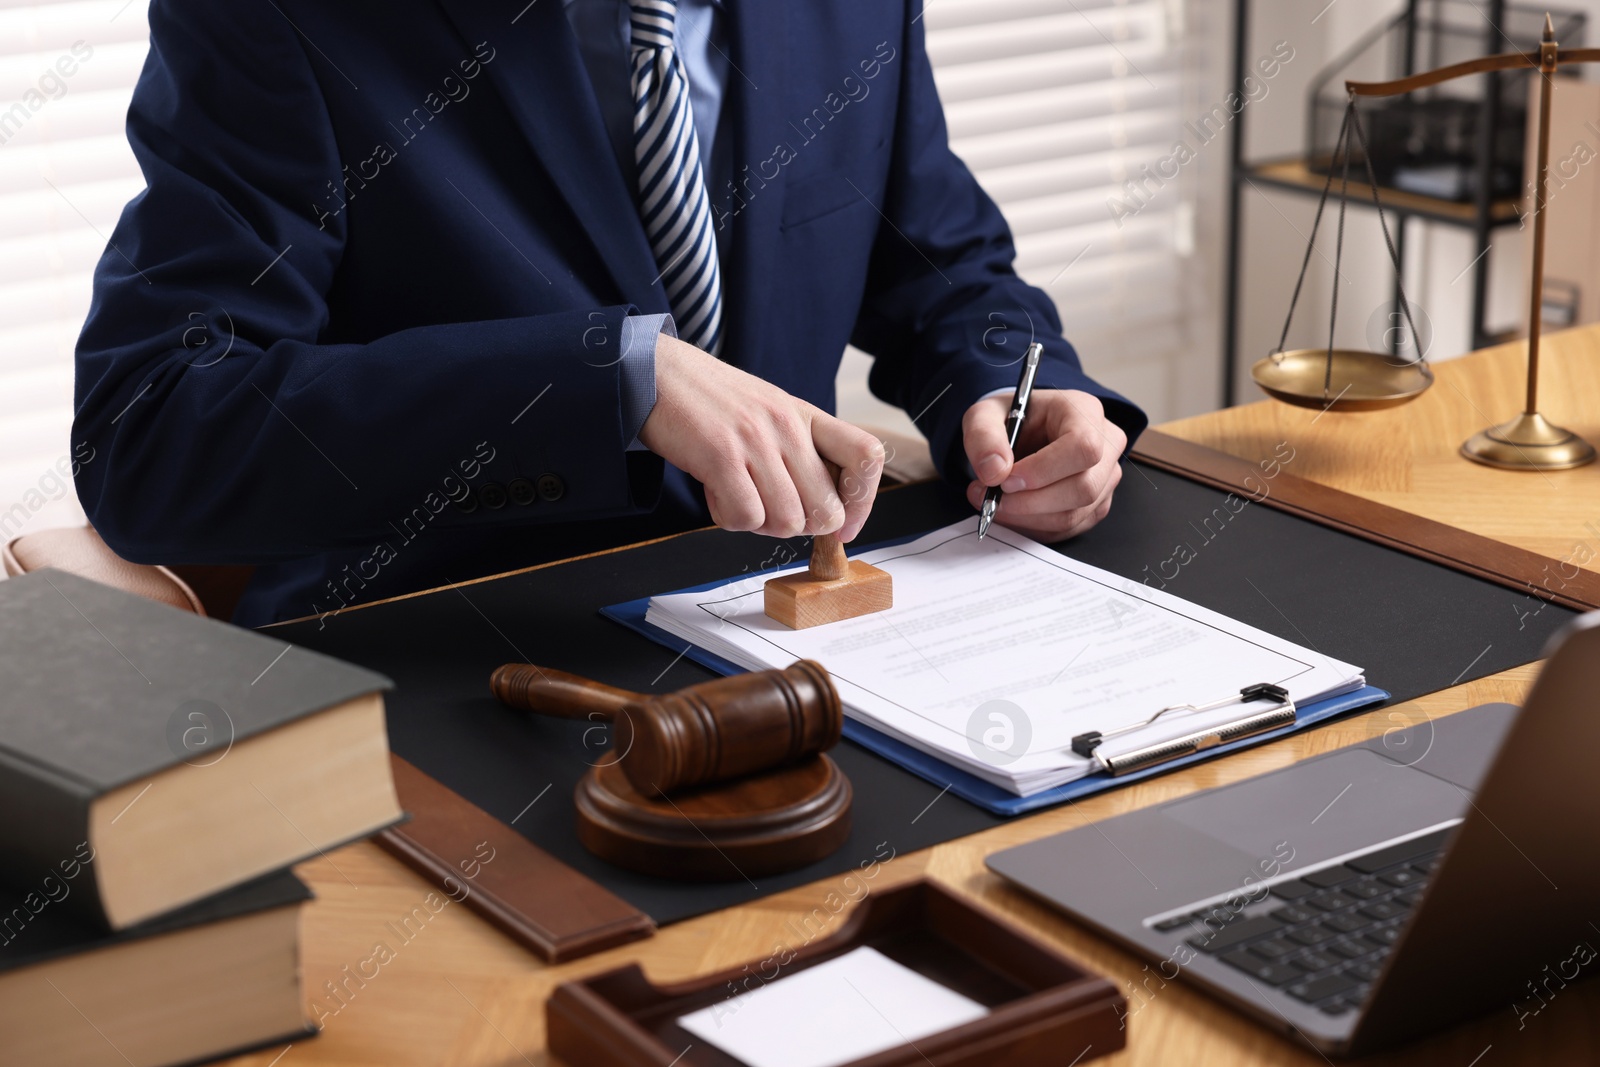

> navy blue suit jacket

[{"left": 73, "top": 0, "right": 1146, "bottom": 626}]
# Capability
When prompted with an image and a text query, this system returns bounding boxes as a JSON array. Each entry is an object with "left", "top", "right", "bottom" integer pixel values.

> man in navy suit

[{"left": 73, "top": 0, "right": 1145, "bottom": 626}]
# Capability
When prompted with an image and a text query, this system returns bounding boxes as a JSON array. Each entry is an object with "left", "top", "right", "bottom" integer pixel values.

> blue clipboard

[{"left": 601, "top": 556, "right": 1389, "bottom": 817}]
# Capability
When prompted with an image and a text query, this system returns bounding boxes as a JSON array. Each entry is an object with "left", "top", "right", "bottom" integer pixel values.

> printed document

[{"left": 646, "top": 518, "right": 1364, "bottom": 795}]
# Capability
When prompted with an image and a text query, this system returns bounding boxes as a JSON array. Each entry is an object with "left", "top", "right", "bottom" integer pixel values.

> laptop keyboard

[{"left": 1153, "top": 828, "right": 1450, "bottom": 1016}]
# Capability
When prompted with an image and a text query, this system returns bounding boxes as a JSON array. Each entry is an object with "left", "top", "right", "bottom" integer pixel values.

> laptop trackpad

[{"left": 1161, "top": 749, "right": 1468, "bottom": 867}]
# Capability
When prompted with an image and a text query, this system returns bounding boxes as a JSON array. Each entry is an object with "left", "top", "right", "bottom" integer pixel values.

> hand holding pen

[{"left": 977, "top": 343, "right": 1043, "bottom": 539}]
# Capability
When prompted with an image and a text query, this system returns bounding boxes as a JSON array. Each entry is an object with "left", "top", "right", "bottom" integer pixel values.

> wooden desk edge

[{"left": 1132, "top": 428, "right": 1600, "bottom": 612}]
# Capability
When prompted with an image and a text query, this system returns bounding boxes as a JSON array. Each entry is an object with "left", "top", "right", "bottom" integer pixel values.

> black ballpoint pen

[{"left": 978, "top": 341, "right": 1043, "bottom": 539}]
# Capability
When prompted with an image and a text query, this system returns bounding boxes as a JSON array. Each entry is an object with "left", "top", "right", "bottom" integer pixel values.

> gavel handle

[{"left": 490, "top": 663, "right": 640, "bottom": 721}]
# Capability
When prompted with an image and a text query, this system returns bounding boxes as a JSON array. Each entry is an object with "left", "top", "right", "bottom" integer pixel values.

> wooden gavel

[{"left": 490, "top": 660, "right": 842, "bottom": 798}]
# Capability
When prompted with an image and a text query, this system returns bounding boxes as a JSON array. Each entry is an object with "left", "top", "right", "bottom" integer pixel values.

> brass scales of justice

[{"left": 1254, "top": 14, "right": 1597, "bottom": 470}]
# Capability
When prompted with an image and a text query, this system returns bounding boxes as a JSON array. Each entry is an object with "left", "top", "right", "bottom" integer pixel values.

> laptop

[{"left": 987, "top": 612, "right": 1600, "bottom": 1056}]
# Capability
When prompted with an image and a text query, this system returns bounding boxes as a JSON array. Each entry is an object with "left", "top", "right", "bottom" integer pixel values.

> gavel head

[{"left": 614, "top": 660, "right": 841, "bottom": 798}]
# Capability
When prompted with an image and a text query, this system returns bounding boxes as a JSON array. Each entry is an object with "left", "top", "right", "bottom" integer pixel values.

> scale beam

[{"left": 1346, "top": 46, "right": 1600, "bottom": 97}]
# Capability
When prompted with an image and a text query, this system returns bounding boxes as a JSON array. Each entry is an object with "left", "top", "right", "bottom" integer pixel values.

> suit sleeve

[
  {"left": 71, "top": 0, "right": 661, "bottom": 566},
  {"left": 849, "top": 0, "right": 1148, "bottom": 485}
]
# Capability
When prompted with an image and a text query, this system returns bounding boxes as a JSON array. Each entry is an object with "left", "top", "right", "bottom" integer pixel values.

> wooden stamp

[{"left": 763, "top": 533, "right": 892, "bottom": 629}]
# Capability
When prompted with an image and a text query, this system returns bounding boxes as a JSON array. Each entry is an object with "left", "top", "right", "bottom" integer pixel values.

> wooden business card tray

[{"left": 547, "top": 879, "right": 1126, "bottom": 1067}]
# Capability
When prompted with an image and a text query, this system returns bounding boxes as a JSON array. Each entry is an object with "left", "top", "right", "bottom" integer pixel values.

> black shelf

[{"left": 1240, "top": 157, "right": 1523, "bottom": 229}]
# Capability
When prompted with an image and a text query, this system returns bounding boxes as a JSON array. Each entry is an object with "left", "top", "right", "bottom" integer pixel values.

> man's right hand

[{"left": 638, "top": 333, "right": 885, "bottom": 542}]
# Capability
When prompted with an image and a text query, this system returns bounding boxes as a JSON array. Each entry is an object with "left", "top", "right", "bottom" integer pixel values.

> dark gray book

[
  {"left": 0, "top": 869, "right": 317, "bottom": 1066},
  {"left": 0, "top": 569, "right": 401, "bottom": 929}
]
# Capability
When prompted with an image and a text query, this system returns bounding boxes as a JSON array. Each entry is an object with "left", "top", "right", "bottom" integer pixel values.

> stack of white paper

[
  {"left": 676, "top": 947, "right": 989, "bottom": 1067},
  {"left": 646, "top": 518, "right": 1364, "bottom": 796}
]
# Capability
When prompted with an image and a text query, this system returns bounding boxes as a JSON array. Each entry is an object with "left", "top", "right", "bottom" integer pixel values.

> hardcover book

[
  {"left": 0, "top": 869, "right": 316, "bottom": 1067},
  {"left": 0, "top": 569, "right": 402, "bottom": 928}
]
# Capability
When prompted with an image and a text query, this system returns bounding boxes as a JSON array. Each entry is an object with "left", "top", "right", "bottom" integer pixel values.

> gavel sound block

[
  {"left": 491, "top": 660, "right": 852, "bottom": 881},
  {"left": 764, "top": 533, "right": 892, "bottom": 629}
]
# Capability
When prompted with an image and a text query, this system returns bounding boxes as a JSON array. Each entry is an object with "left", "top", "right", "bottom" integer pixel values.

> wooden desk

[
  {"left": 1166, "top": 327, "right": 1600, "bottom": 571},
  {"left": 232, "top": 332, "right": 1600, "bottom": 1067}
]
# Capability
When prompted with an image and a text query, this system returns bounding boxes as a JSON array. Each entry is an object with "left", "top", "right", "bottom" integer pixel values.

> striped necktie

[{"left": 628, "top": 0, "right": 724, "bottom": 355}]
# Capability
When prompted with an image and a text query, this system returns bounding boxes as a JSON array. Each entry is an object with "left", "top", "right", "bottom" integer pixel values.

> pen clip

[
  {"left": 1002, "top": 344, "right": 1043, "bottom": 449},
  {"left": 1011, "top": 344, "right": 1042, "bottom": 411},
  {"left": 1070, "top": 683, "right": 1294, "bottom": 776}
]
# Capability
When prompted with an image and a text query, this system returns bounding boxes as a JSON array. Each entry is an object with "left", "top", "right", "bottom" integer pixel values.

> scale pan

[{"left": 1251, "top": 349, "right": 1433, "bottom": 412}]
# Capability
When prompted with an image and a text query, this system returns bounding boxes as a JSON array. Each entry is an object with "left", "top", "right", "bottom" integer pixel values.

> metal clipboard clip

[{"left": 1069, "top": 683, "right": 1296, "bottom": 777}]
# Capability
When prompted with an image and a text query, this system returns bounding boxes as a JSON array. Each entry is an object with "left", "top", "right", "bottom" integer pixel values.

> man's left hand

[{"left": 961, "top": 388, "right": 1126, "bottom": 541}]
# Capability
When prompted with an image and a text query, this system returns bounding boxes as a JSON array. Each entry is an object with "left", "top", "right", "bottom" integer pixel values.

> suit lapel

[
  {"left": 721, "top": 0, "right": 788, "bottom": 363},
  {"left": 435, "top": 0, "right": 666, "bottom": 310}
]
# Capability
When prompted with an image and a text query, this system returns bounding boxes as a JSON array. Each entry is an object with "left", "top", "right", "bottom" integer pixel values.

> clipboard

[{"left": 601, "top": 573, "right": 1389, "bottom": 817}]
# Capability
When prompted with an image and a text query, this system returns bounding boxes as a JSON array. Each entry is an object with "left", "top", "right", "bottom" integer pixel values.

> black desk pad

[{"left": 275, "top": 461, "right": 1575, "bottom": 924}]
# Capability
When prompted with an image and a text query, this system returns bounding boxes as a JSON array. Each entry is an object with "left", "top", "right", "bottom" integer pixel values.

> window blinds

[
  {"left": 924, "top": 0, "right": 1211, "bottom": 417},
  {"left": 0, "top": 0, "right": 149, "bottom": 542}
]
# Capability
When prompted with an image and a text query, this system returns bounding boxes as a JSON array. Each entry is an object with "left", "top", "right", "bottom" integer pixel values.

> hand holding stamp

[{"left": 763, "top": 464, "right": 893, "bottom": 629}]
